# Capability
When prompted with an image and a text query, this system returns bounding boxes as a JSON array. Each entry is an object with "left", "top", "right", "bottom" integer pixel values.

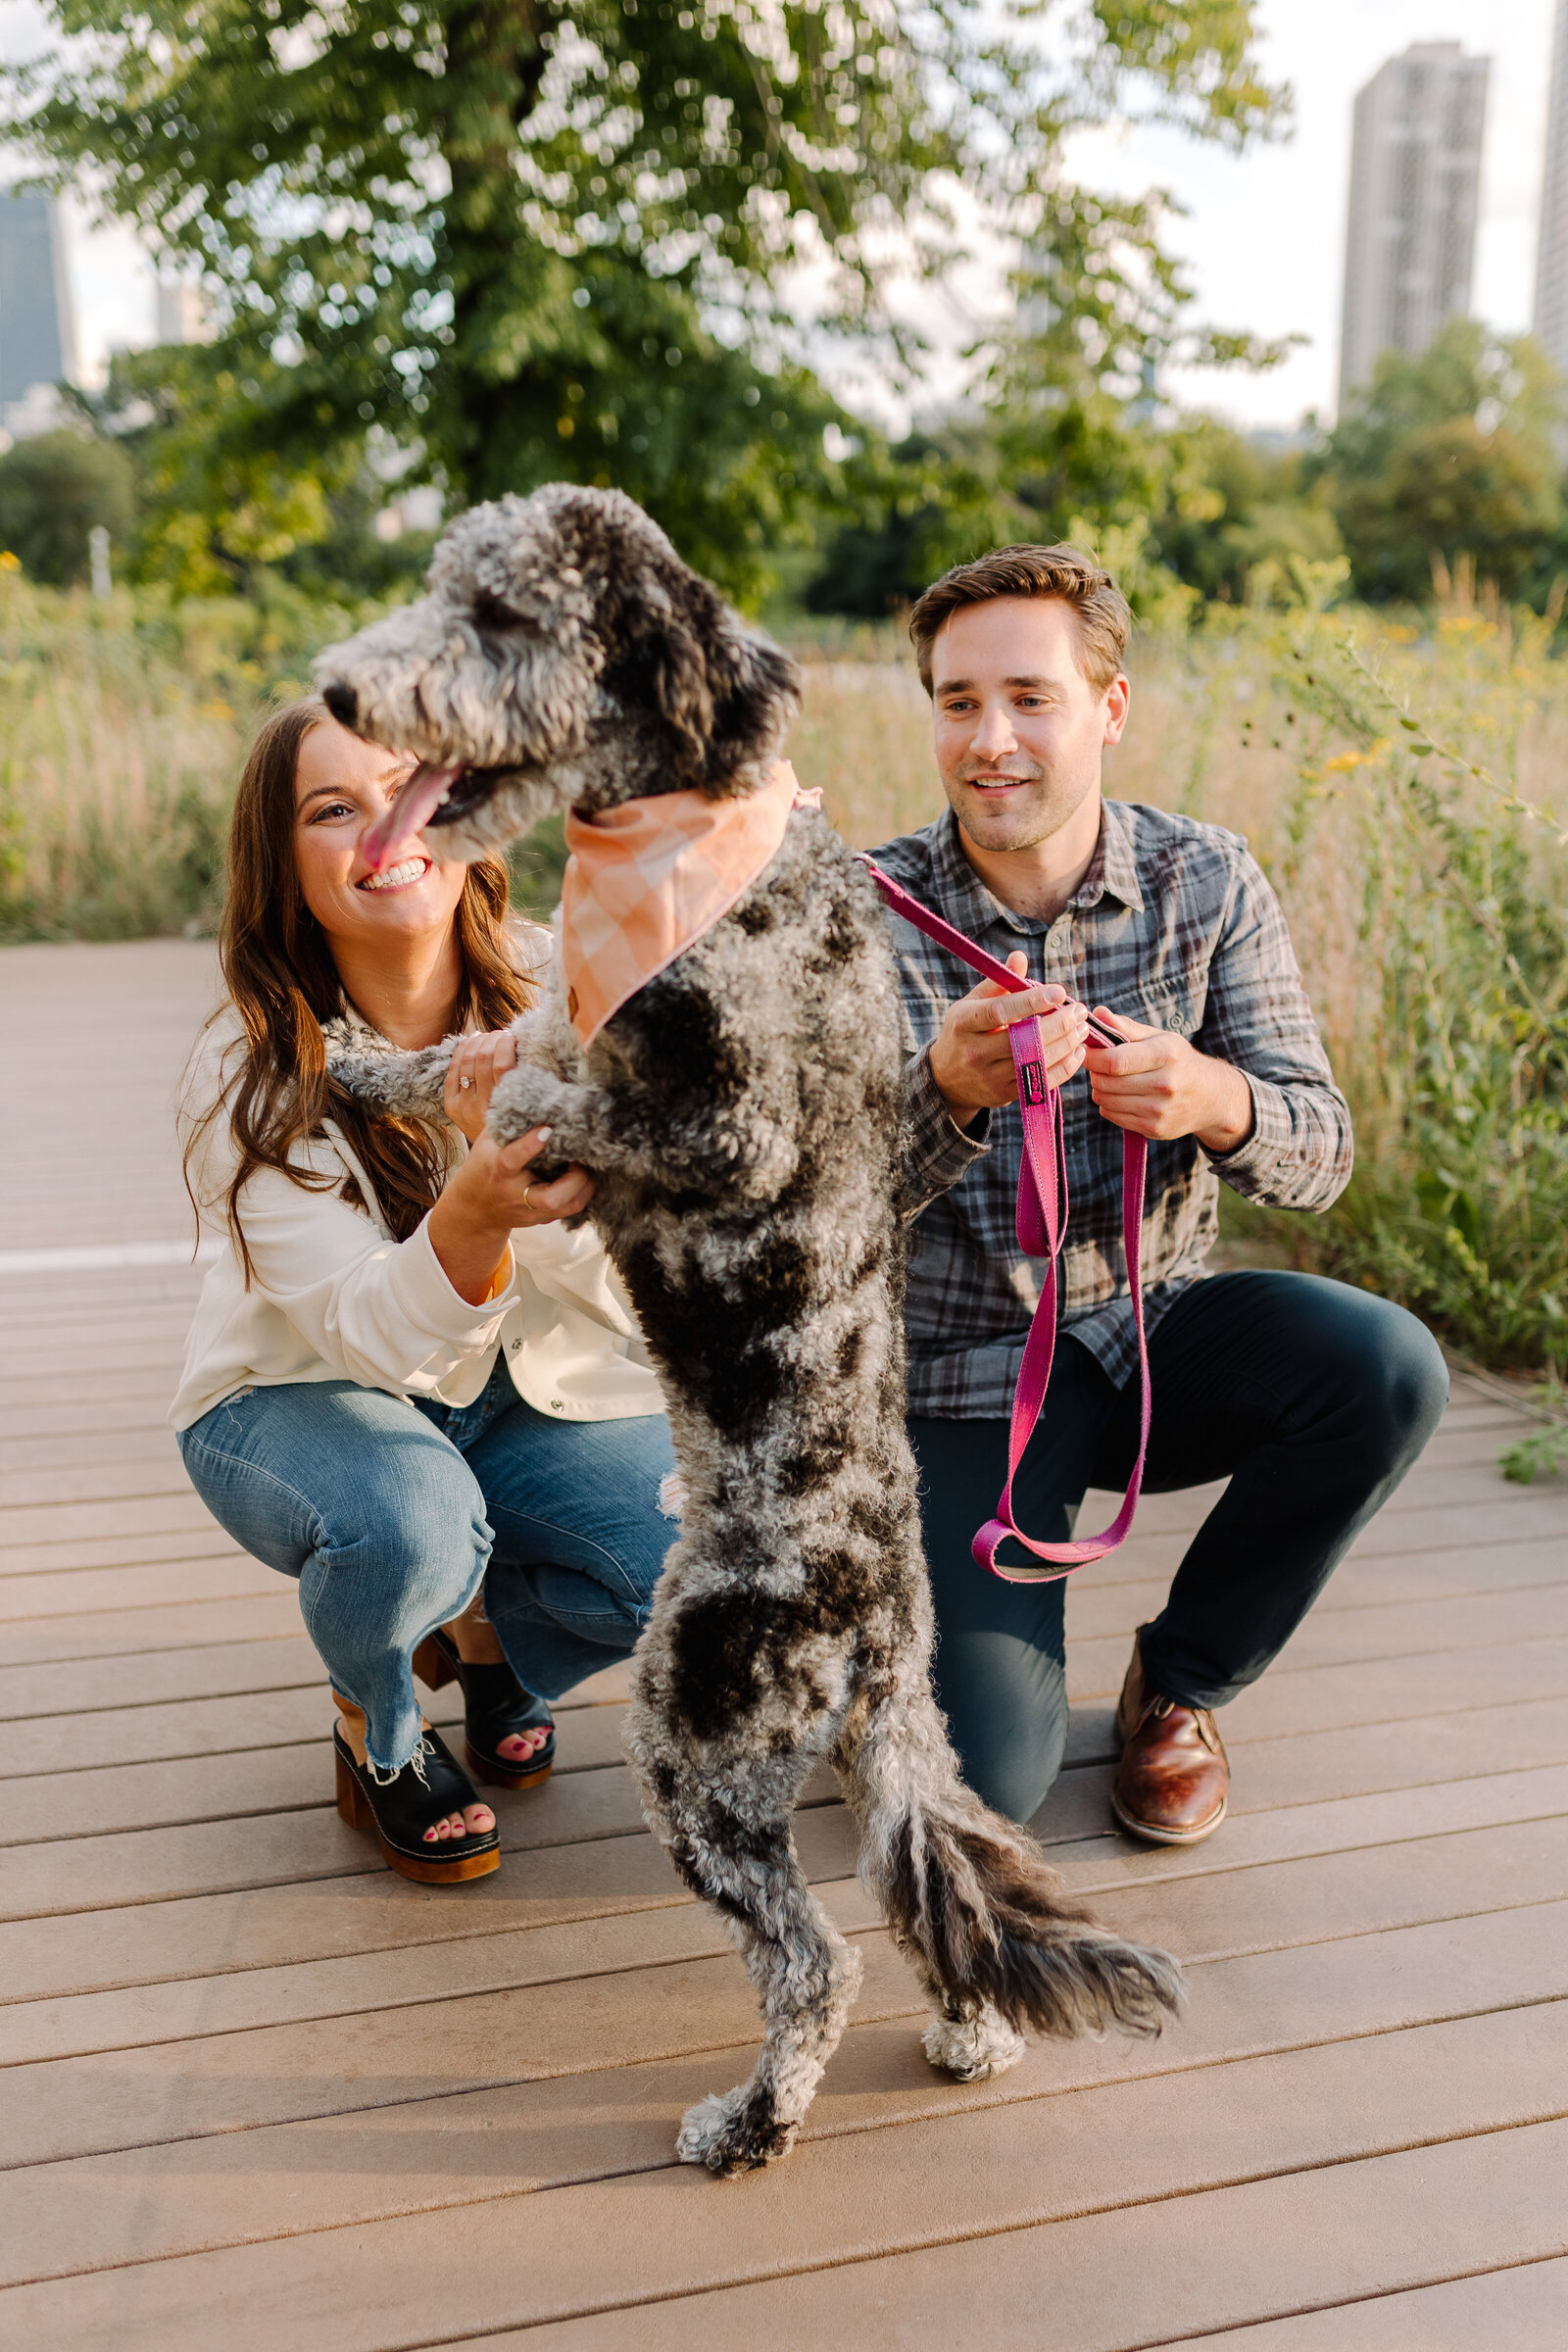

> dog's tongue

[{"left": 363, "top": 762, "right": 464, "bottom": 870}]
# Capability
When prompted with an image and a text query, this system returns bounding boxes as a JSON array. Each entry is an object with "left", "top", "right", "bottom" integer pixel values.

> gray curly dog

[{"left": 315, "top": 484, "right": 1183, "bottom": 2177}]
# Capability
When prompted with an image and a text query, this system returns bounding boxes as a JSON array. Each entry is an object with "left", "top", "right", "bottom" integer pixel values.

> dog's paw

[
  {"left": 921, "top": 2009, "right": 1026, "bottom": 2083},
  {"left": 675, "top": 2085, "right": 797, "bottom": 2177}
]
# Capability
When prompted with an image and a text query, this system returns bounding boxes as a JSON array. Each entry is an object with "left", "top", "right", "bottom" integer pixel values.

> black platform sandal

[
  {"left": 332, "top": 1720, "right": 500, "bottom": 1884},
  {"left": 412, "top": 1624, "right": 556, "bottom": 1789}
]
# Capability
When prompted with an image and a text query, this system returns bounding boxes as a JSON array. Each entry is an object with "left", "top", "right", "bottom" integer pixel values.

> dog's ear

[
  {"left": 704, "top": 624, "right": 800, "bottom": 789},
  {"left": 645, "top": 581, "right": 717, "bottom": 770}
]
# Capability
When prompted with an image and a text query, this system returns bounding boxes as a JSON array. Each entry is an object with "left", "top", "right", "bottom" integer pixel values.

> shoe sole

[{"left": 1110, "top": 1788, "right": 1228, "bottom": 1846}]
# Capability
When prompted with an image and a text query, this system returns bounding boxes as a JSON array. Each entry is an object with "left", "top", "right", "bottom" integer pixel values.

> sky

[{"left": 4, "top": 0, "right": 1562, "bottom": 431}]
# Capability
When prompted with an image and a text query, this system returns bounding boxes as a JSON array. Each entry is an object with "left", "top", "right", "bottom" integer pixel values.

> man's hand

[
  {"left": 1083, "top": 1008, "right": 1253, "bottom": 1152},
  {"left": 928, "top": 952, "right": 1091, "bottom": 1126}
]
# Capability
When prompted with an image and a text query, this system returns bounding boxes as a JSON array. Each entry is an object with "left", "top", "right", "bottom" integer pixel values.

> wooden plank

[
  {"left": 3, "top": 1905, "right": 1565, "bottom": 2285},
  {"left": 1064, "top": 1544, "right": 1568, "bottom": 1640},
  {"left": 0, "top": 1592, "right": 307, "bottom": 1670},
  {"left": 1064, "top": 1592, "right": 1568, "bottom": 1701},
  {"left": 0, "top": 1681, "right": 625, "bottom": 1779},
  {"left": 495, "top": 2139, "right": 1568, "bottom": 2352},
  {"left": 0, "top": 2023, "right": 1561, "bottom": 2348},
  {"left": 6, "top": 1847, "right": 1564, "bottom": 2176},
  {"left": 0, "top": 1494, "right": 226, "bottom": 1548},
  {"left": 1157, "top": 2261, "right": 1568, "bottom": 2349},
  {"left": 5, "top": 1789, "right": 1562, "bottom": 2022},
  {"left": 0, "top": 1558, "right": 273, "bottom": 1626},
  {"left": 10, "top": 1690, "right": 1567, "bottom": 1869},
  {"left": 0, "top": 1457, "right": 196, "bottom": 1510}
]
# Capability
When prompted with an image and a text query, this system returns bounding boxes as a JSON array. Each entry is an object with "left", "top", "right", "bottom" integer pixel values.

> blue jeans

[{"left": 178, "top": 1351, "right": 677, "bottom": 1773}]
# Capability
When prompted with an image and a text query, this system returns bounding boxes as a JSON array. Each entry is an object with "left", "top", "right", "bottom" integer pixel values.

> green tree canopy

[
  {"left": 6, "top": 1, "right": 1285, "bottom": 602},
  {"left": 0, "top": 430, "right": 136, "bottom": 586},
  {"left": 1314, "top": 320, "right": 1563, "bottom": 603}
]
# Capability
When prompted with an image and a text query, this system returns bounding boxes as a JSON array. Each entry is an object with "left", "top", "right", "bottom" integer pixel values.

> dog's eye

[{"left": 472, "top": 593, "right": 522, "bottom": 631}]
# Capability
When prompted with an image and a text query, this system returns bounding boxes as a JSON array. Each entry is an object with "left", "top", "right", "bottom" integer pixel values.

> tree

[
  {"left": 1312, "top": 321, "right": 1563, "bottom": 604},
  {"left": 5, "top": 2, "right": 1285, "bottom": 602},
  {"left": 0, "top": 430, "right": 136, "bottom": 585}
]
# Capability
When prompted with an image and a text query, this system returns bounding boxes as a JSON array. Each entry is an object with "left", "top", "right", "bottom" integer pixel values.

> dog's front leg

[{"left": 485, "top": 1062, "right": 797, "bottom": 1198}]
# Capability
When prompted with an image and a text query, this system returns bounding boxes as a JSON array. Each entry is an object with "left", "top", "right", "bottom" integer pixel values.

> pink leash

[{"left": 858, "top": 857, "right": 1152, "bottom": 1584}]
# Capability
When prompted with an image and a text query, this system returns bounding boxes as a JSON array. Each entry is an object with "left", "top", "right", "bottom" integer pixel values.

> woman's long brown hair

[{"left": 186, "top": 696, "right": 531, "bottom": 1280}]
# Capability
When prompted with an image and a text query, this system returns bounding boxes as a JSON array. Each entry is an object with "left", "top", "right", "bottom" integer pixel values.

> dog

[{"left": 315, "top": 484, "right": 1183, "bottom": 2176}]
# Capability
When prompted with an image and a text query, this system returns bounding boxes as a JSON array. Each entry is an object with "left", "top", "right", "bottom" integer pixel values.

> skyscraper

[
  {"left": 1534, "top": 0, "right": 1568, "bottom": 376},
  {"left": 1338, "top": 43, "right": 1490, "bottom": 412},
  {"left": 0, "top": 190, "right": 77, "bottom": 410}
]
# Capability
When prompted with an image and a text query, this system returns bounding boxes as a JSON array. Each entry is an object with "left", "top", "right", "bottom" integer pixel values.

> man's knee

[{"left": 1311, "top": 1284, "right": 1448, "bottom": 1470}]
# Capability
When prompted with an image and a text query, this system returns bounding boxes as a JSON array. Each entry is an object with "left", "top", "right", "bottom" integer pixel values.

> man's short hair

[{"left": 907, "top": 544, "right": 1131, "bottom": 698}]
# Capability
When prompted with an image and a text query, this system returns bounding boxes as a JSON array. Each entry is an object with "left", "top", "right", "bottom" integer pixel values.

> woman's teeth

[{"left": 359, "top": 857, "right": 430, "bottom": 892}]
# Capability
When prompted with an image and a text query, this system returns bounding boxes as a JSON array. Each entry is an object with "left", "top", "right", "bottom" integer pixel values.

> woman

[{"left": 174, "top": 697, "right": 675, "bottom": 1884}]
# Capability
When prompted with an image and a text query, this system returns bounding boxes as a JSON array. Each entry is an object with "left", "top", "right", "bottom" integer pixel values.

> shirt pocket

[{"left": 1125, "top": 966, "right": 1206, "bottom": 1042}]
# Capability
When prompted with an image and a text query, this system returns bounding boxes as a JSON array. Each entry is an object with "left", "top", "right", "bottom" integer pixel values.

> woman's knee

[{"left": 317, "top": 1457, "right": 492, "bottom": 1627}]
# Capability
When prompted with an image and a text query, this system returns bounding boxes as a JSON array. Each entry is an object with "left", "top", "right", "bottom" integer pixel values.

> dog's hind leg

[
  {"left": 634, "top": 1748, "right": 863, "bottom": 2177},
  {"left": 837, "top": 1653, "right": 1184, "bottom": 2067}
]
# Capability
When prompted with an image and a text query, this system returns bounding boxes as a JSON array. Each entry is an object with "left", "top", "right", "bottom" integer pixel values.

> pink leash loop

[{"left": 859, "top": 856, "right": 1152, "bottom": 1584}]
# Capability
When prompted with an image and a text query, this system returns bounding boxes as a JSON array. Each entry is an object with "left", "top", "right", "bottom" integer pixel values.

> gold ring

[{"left": 521, "top": 1183, "right": 536, "bottom": 1210}]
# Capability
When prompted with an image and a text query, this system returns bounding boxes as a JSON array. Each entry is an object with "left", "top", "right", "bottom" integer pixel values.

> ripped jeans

[{"left": 177, "top": 1350, "right": 677, "bottom": 1774}]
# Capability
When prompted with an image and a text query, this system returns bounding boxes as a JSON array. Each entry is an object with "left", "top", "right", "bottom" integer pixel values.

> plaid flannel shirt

[{"left": 881, "top": 800, "right": 1354, "bottom": 1418}]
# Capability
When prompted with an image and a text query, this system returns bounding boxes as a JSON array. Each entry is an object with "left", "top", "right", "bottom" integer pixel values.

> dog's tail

[{"left": 842, "top": 1685, "right": 1184, "bottom": 2046}]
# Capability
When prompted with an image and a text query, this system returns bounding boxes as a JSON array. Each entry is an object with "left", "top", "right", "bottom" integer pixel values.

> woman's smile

[{"left": 357, "top": 854, "right": 434, "bottom": 895}]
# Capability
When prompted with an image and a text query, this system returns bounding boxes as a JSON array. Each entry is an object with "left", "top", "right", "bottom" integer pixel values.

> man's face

[{"left": 929, "top": 596, "right": 1129, "bottom": 855}]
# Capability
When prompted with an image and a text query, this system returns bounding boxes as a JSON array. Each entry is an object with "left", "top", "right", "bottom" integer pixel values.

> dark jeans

[{"left": 908, "top": 1271, "right": 1449, "bottom": 1824}]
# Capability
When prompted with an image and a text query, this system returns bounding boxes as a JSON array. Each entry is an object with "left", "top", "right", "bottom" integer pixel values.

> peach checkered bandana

[{"left": 561, "top": 760, "right": 821, "bottom": 1046}]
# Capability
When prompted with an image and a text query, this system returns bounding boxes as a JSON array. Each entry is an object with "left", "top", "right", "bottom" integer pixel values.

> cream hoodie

[{"left": 170, "top": 979, "right": 663, "bottom": 1435}]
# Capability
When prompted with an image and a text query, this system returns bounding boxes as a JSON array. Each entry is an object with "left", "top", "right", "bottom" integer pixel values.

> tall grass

[
  {"left": 5, "top": 578, "right": 1565, "bottom": 1372},
  {"left": 0, "top": 573, "right": 372, "bottom": 940}
]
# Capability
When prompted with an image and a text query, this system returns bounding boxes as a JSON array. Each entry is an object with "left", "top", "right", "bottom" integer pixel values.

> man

[{"left": 881, "top": 544, "right": 1447, "bottom": 1842}]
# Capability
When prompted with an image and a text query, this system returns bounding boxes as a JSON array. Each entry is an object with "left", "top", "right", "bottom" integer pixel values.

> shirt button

[
  {"left": 549, "top": 1398, "right": 564, "bottom": 1412},
  {"left": 511, "top": 1339, "right": 522, "bottom": 1353}
]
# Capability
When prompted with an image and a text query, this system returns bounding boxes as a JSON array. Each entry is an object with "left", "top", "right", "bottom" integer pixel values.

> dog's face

[{"left": 313, "top": 483, "right": 800, "bottom": 867}]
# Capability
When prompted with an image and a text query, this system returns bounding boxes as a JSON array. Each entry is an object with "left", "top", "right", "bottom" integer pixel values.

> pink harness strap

[{"left": 859, "top": 856, "right": 1152, "bottom": 1584}]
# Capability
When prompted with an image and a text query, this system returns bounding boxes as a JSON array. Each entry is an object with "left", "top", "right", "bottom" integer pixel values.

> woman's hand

[
  {"left": 443, "top": 1028, "right": 519, "bottom": 1144},
  {"left": 428, "top": 1123, "right": 598, "bottom": 1305}
]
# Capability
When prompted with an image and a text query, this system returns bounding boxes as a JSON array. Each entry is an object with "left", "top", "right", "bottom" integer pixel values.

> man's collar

[
  {"left": 1070, "top": 797, "right": 1145, "bottom": 914},
  {"left": 932, "top": 796, "right": 1145, "bottom": 931}
]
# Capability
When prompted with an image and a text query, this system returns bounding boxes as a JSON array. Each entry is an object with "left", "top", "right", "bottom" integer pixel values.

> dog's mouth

[{"left": 363, "top": 761, "right": 515, "bottom": 869}]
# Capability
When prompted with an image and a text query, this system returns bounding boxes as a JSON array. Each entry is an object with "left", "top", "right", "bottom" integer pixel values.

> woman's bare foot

[
  {"left": 443, "top": 1595, "right": 552, "bottom": 1769},
  {"left": 333, "top": 1695, "right": 495, "bottom": 1840}
]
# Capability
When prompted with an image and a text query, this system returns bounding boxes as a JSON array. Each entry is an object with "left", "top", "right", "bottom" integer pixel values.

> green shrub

[{"left": 0, "top": 432, "right": 136, "bottom": 588}]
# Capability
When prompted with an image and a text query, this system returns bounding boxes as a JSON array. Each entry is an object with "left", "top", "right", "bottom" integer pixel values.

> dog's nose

[{"left": 322, "top": 682, "right": 358, "bottom": 729}]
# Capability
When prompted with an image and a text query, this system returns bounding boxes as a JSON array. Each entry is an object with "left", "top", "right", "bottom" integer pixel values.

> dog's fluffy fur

[{"left": 315, "top": 485, "right": 1183, "bottom": 2176}]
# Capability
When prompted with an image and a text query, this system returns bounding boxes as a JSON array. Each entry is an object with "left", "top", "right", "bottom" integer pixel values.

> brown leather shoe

[{"left": 1111, "top": 1635, "right": 1229, "bottom": 1846}]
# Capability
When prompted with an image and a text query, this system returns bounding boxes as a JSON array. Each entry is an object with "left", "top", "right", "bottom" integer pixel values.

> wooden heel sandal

[{"left": 331, "top": 1721, "right": 500, "bottom": 1885}]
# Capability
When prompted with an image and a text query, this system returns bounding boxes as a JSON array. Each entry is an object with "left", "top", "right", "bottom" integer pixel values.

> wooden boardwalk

[{"left": 2, "top": 937, "right": 1565, "bottom": 2350}]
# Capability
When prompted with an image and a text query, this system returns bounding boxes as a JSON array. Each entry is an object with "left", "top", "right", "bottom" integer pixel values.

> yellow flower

[{"left": 0, "top": 550, "right": 21, "bottom": 573}]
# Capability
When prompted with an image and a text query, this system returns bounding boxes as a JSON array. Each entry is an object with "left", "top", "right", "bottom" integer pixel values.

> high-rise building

[
  {"left": 0, "top": 190, "right": 77, "bottom": 412},
  {"left": 1534, "top": 1, "right": 1568, "bottom": 377},
  {"left": 155, "top": 276, "right": 207, "bottom": 346},
  {"left": 1338, "top": 43, "right": 1490, "bottom": 412}
]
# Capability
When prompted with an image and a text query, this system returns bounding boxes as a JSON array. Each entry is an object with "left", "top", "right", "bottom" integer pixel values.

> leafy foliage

[
  {"left": 1220, "top": 610, "right": 1568, "bottom": 1372},
  {"left": 5, "top": 1, "right": 1284, "bottom": 602},
  {"left": 0, "top": 431, "right": 136, "bottom": 586},
  {"left": 1310, "top": 321, "right": 1564, "bottom": 604}
]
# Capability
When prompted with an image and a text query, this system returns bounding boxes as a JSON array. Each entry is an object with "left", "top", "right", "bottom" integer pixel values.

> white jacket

[{"left": 170, "top": 994, "right": 663, "bottom": 1435}]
